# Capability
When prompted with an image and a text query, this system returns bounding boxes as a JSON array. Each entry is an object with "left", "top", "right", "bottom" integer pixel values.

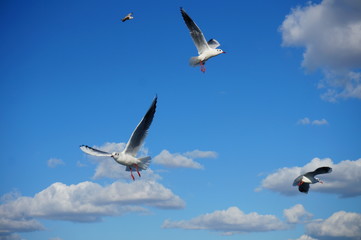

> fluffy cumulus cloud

[
  {"left": 289, "top": 235, "right": 318, "bottom": 240},
  {"left": 297, "top": 117, "right": 328, "bottom": 126},
  {"left": 280, "top": 0, "right": 361, "bottom": 101},
  {"left": 47, "top": 158, "right": 65, "bottom": 168},
  {"left": 306, "top": 211, "right": 361, "bottom": 238},
  {"left": 257, "top": 157, "right": 361, "bottom": 197},
  {"left": 162, "top": 206, "right": 288, "bottom": 235},
  {"left": 0, "top": 180, "right": 185, "bottom": 237},
  {"left": 284, "top": 204, "right": 313, "bottom": 224},
  {"left": 153, "top": 149, "right": 217, "bottom": 169}
]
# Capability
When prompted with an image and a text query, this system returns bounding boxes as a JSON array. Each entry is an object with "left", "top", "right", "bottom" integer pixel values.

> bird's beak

[
  {"left": 320, "top": 180, "right": 324, "bottom": 184},
  {"left": 223, "top": 52, "right": 226, "bottom": 54}
]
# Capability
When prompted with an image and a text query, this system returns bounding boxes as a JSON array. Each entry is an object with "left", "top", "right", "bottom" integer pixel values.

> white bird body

[
  {"left": 180, "top": 8, "right": 225, "bottom": 72},
  {"left": 80, "top": 96, "right": 157, "bottom": 180},
  {"left": 190, "top": 48, "right": 225, "bottom": 66},
  {"left": 111, "top": 152, "right": 139, "bottom": 166}
]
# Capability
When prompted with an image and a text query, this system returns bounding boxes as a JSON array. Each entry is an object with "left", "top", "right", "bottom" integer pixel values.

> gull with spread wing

[
  {"left": 80, "top": 96, "right": 157, "bottom": 180},
  {"left": 180, "top": 7, "right": 226, "bottom": 73},
  {"left": 293, "top": 166, "right": 332, "bottom": 194},
  {"left": 121, "top": 12, "right": 134, "bottom": 22}
]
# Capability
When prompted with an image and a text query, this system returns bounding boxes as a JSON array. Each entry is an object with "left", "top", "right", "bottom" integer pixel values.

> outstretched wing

[
  {"left": 80, "top": 145, "right": 112, "bottom": 157},
  {"left": 207, "top": 39, "right": 220, "bottom": 49},
  {"left": 308, "top": 166, "right": 332, "bottom": 177},
  {"left": 298, "top": 182, "right": 310, "bottom": 193},
  {"left": 122, "top": 12, "right": 133, "bottom": 22},
  {"left": 124, "top": 96, "right": 157, "bottom": 156},
  {"left": 180, "top": 8, "right": 209, "bottom": 55}
]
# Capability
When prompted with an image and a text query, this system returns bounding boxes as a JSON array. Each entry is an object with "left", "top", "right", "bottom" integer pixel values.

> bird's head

[
  {"left": 315, "top": 177, "right": 323, "bottom": 184},
  {"left": 111, "top": 152, "right": 119, "bottom": 158},
  {"left": 216, "top": 49, "right": 226, "bottom": 54}
]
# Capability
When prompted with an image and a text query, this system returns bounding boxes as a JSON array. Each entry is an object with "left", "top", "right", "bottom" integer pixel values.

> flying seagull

[
  {"left": 80, "top": 96, "right": 157, "bottom": 180},
  {"left": 293, "top": 166, "right": 332, "bottom": 193},
  {"left": 122, "top": 12, "right": 134, "bottom": 22},
  {"left": 180, "top": 7, "right": 225, "bottom": 73}
]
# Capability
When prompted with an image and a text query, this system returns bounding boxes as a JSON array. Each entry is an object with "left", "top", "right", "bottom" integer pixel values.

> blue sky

[{"left": 1, "top": 0, "right": 361, "bottom": 240}]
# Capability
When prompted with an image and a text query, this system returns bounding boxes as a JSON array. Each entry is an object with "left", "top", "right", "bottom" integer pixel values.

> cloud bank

[
  {"left": 153, "top": 149, "right": 217, "bottom": 169},
  {"left": 0, "top": 180, "right": 185, "bottom": 237},
  {"left": 258, "top": 157, "right": 361, "bottom": 197},
  {"left": 162, "top": 206, "right": 288, "bottom": 235},
  {"left": 306, "top": 211, "right": 361, "bottom": 238},
  {"left": 289, "top": 235, "right": 318, "bottom": 240},
  {"left": 280, "top": 0, "right": 361, "bottom": 101}
]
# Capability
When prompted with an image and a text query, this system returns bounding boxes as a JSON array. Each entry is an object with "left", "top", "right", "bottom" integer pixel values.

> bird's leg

[
  {"left": 200, "top": 61, "right": 206, "bottom": 73},
  {"left": 130, "top": 167, "right": 135, "bottom": 181},
  {"left": 135, "top": 164, "right": 141, "bottom": 177},
  {"left": 298, "top": 181, "right": 303, "bottom": 186}
]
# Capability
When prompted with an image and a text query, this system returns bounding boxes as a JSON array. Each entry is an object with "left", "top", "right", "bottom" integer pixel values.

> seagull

[
  {"left": 293, "top": 166, "right": 332, "bottom": 194},
  {"left": 121, "top": 12, "right": 134, "bottom": 22},
  {"left": 180, "top": 7, "right": 225, "bottom": 73},
  {"left": 80, "top": 96, "right": 157, "bottom": 180}
]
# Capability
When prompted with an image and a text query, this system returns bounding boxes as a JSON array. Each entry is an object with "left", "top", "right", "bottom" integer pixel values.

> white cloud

[
  {"left": 280, "top": 0, "right": 361, "bottom": 101},
  {"left": 311, "top": 119, "right": 328, "bottom": 125},
  {"left": 0, "top": 233, "right": 24, "bottom": 240},
  {"left": 184, "top": 150, "right": 218, "bottom": 159},
  {"left": 162, "top": 206, "right": 288, "bottom": 235},
  {"left": 284, "top": 204, "right": 313, "bottom": 224},
  {"left": 289, "top": 235, "right": 318, "bottom": 240},
  {"left": 153, "top": 149, "right": 217, "bottom": 169},
  {"left": 297, "top": 117, "right": 311, "bottom": 125},
  {"left": 47, "top": 158, "right": 64, "bottom": 168},
  {"left": 258, "top": 157, "right": 361, "bottom": 197},
  {"left": 0, "top": 180, "right": 185, "bottom": 235},
  {"left": 297, "top": 117, "right": 328, "bottom": 126},
  {"left": 306, "top": 211, "right": 361, "bottom": 238}
]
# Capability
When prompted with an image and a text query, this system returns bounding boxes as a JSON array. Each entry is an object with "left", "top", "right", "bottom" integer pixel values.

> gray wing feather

[
  {"left": 124, "top": 96, "right": 157, "bottom": 156},
  {"left": 180, "top": 8, "right": 209, "bottom": 54},
  {"left": 307, "top": 166, "right": 332, "bottom": 177},
  {"left": 80, "top": 145, "right": 112, "bottom": 157},
  {"left": 207, "top": 39, "right": 220, "bottom": 49}
]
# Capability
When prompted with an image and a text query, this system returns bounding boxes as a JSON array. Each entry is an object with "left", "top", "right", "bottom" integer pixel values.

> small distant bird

[
  {"left": 293, "top": 166, "right": 332, "bottom": 194},
  {"left": 121, "top": 12, "right": 133, "bottom": 22},
  {"left": 80, "top": 96, "right": 157, "bottom": 180},
  {"left": 180, "top": 7, "right": 225, "bottom": 73}
]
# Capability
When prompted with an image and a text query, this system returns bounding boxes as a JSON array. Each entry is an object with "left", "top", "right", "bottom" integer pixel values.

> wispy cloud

[
  {"left": 257, "top": 157, "right": 361, "bottom": 197},
  {"left": 0, "top": 181, "right": 185, "bottom": 236},
  {"left": 153, "top": 149, "right": 217, "bottom": 169},
  {"left": 306, "top": 211, "right": 361, "bottom": 238},
  {"left": 47, "top": 158, "right": 65, "bottom": 168},
  {"left": 280, "top": 0, "right": 361, "bottom": 101},
  {"left": 162, "top": 206, "right": 288, "bottom": 235},
  {"left": 297, "top": 117, "right": 328, "bottom": 126}
]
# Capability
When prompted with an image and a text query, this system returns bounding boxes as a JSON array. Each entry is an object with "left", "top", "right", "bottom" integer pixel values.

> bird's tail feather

[
  {"left": 189, "top": 57, "right": 200, "bottom": 66},
  {"left": 138, "top": 156, "right": 151, "bottom": 170}
]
